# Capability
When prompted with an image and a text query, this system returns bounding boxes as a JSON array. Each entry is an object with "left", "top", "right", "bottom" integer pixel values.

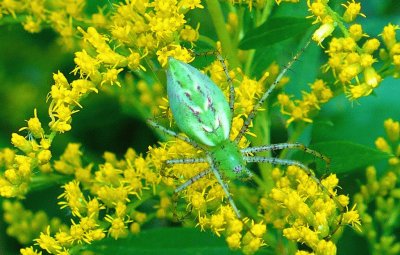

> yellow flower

[
  {"left": 375, "top": 137, "right": 391, "bottom": 153},
  {"left": 349, "top": 23, "right": 368, "bottom": 41},
  {"left": 101, "top": 68, "right": 123, "bottom": 87},
  {"left": 156, "top": 45, "right": 194, "bottom": 66},
  {"left": 96, "top": 186, "right": 130, "bottom": 208},
  {"left": 55, "top": 231, "right": 72, "bottom": 246},
  {"left": 180, "top": 24, "right": 200, "bottom": 42},
  {"left": 363, "top": 67, "right": 381, "bottom": 88},
  {"left": 58, "top": 181, "right": 87, "bottom": 217},
  {"left": 384, "top": 118, "right": 400, "bottom": 142},
  {"left": 362, "top": 38, "right": 381, "bottom": 54},
  {"left": 35, "top": 227, "right": 62, "bottom": 254},
  {"left": 105, "top": 215, "right": 129, "bottom": 239},
  {"left": 381, "top": 23, "right": 399, "bottom": 49},
  {"left": 307, "top": 1, "right": 327, "bottom": 23},
  {"left": 11, "top": 133, "right": 33, "bottom": 154},
  {"left": 73, "top": 50, "right": 101, "bottom": 79},
  {"left": 312, "top": 22, "right": 335, "bottom": 45},
  {"left": 342, "top": 0, "right": 365, "bottom": 23},
  {"left": 180, "top": 0, "right": 204, "bottom": 9},
  {"left": 20, "top": 246, "right": 43, "bottom": 255},
  {"left": 37, "top": 150, "right": 52, "bottom": 165},
  {"left": 226, "top": 232, "right": 241, "bottom": 249},
  {"left": 345, "top": 204, "right": 362, "bottom": 224}
]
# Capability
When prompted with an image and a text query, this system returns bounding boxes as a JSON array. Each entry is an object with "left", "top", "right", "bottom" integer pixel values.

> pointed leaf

[
  {"left": 239, "top": 17, "right": 313, "bottom": 50},
  {"left": 310, "top": 141, "right": 392, "bottom": 174}
]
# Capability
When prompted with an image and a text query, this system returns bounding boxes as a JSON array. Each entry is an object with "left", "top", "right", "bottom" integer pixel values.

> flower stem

[
  {"left": 244, "top": 0, "right": 275, "bottom": 75},
  {"left": 205, "top": 0, "right": 240, "bottom": 68}
]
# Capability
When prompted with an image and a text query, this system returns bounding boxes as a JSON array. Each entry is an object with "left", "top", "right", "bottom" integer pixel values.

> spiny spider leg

[
  {"left": 147, "top": 119, "right": 204, "bottom": 150},
  {"left": 209, "top": 158, "right": 242, "bottom": 218},
  {"left": 234, "top": 40, "right": 311, "bottom": 144},
  {"left": 215, "top": 53, "right": 235, "bottom": 119},
  {"left": 166, "top": 158, "right": 207, "bottom": 165},
  {"left": 175, "top": 169, "right": 212, "bottom": 193},
  {"left": 241, "top": 143, "right": 330, "bottom": 168}
]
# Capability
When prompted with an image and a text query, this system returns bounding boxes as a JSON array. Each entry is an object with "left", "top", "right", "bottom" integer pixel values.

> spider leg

[
  {"left": 147, "top": 119, "right": 204, "bottom": 150},
  {"left": 215, "top": 53, "right": 235, "bottom": 120},
  {"left": 209, "top": 159, "right": 241, "bottom": 218},
  {"left": 241, "top": 142, "right": 330, "bottom": 168},
  {"left": 175, "top": 169, "right": 212, "bottom": 193},
  {"left": 234, "top": 40, "right": 311, "bottom": 144},
  {"left": 167, "top": 158, "right": 207, "bottom": 165}
]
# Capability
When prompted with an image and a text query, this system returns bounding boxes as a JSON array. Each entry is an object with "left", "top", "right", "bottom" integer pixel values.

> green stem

[
  {"left": 233, "top": 7, "right": 244, "bottom": 49},
  {"left": 30, "top": 174, "right": 72, "bottom": 192},
  {"left": 205, "top": 0, "right": 240, "bottom": 68},
  {"left": 237, "top": 193, "right": 258, "bottom": 219},
  {"left": 260, "top": 0, "right": 275, "bottom": 24},
  {"left": 251, "top": 107, "right": 274, "bottom": 191},
  {"left": 244, "top": 0, "right": 276, "bottom": 191},
  {"left": 244, "top": 0, "right": 275, "bottom": 75},
  {"left": 325, "top": 4, "right": 363, "bottom": 53}
]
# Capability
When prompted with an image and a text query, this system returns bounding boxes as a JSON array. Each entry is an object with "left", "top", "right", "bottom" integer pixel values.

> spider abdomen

[{"left": 167, "top": 58, "right": 232, "bottom": 147}]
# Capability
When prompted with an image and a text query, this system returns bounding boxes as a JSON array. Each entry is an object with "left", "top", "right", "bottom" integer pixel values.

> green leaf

[
  {"left": 310, "top": 141, "right": 391, "bottom": 174},
  {"left": 312, "top": 78, "right": 400, "bottom": 146},
  {"left": 75, "top": 227, "right": 242, "bottom": 255},
  {"left": 239, "top": 17, "right": 313, "bottom": 50}
]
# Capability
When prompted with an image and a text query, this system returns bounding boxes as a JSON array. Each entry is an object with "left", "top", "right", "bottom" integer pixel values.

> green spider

[{"left": 148, "top": 41, "right": 334, "bottom": 218}]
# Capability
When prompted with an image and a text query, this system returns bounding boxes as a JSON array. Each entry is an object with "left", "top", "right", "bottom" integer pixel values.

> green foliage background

[{"left": 0, "top": 0, "right": 399, "bottom": 254}]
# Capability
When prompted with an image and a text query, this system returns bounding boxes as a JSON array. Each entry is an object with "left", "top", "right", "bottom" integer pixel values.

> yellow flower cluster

[
  {"left": 375, "top": 118, "right": 400, "bottom": 165},
  {"left": 152, "top": 131, "right": 360, "bottom": 254},
  {"left": 0, "top": 148, "right": 30, "bottom": 197},
  {"left": 275, "top": 0, "right": 398, "bottom": 125},
  {"left": 199, "top": 207, "right": 267, "bottom": 255},
  {"left": 2, "top": 200, "right": 67, "bottom": 245},
  {"left": 308, "top": 0, "right": 390, "bottom": 100},
  {"left": 0, "top": 70, "right": 99, "bottom": 198},
  {"left": 0, "top": 0, "right": 203, "bottom": 200},
  {"left": 49, "top": 72, "right": 98, "bottom": 133},
  {"left": 0, "top": 0, "right": 87, "bottom": 48},
  {"left": 353, "top": 119, "right": 400, "bottom": 255},
  {"left": 260, "top": 166, "right": 360, "bottom": 254},
  {"left": 325, "top": 35, "right": 382, "bottom": 100},
  {"left": 1, "top": 0, "right": 202, "bottom": 52},
  {"left": 17, "top": 144, "right": 161, "bottom": 254},
  {"left": 278, "top": 79, "right": 333, "bottom": 126},
  {"left": 0, "top": 108, "right": 53, "bottom": 197},
  {"left": 107, "top": 0, "right": 201, "bottom": 66},
  {"left": 381, "top": 24, "right": 400, "bottom": 76}
]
